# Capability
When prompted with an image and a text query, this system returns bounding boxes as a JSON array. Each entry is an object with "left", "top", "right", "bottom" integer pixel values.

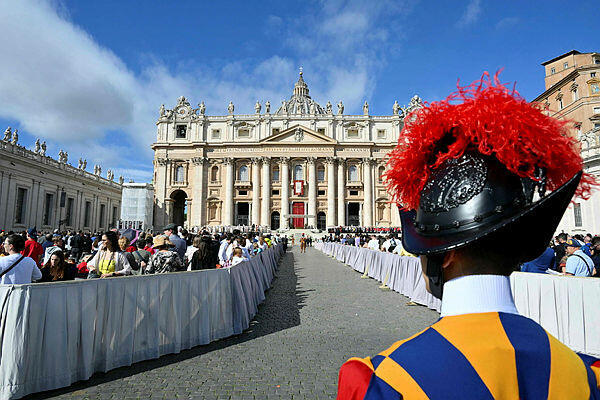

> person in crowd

[
  {"left": 124, "top": 239, "right": 137, "bottom": 253},
  {"left": 40, "top": 250, "right": 76, "bottom": 282},
  {"left": 230, "top": 247, "right": 248, "bottom": 266},
  {"left": 367, "top": 236, "right": 380, "bottom": 251},
  {"left": 144, "top": 237, "right": 156, "bottom": 255},
  {"left": 42, "top": 236, "right": 64, "bottom": 265},
  {"left": 82, "top": 233, "right": 92, "bottom": 254},
  {"left": 0, "top": 234, "right": 42, "bottom": 284},
  {"left": 86, "top": 231, "right": 132, "bottom": 278},
  {"left": 520, "top": 247, "right": 556, "bottom": 274},
  {"left": 145, "top": 235, "right": 183, "bottom": 274},
  {"left": 41, "top": 234, "right": 54, "bottom": 252},
  {"left": 299, "top": 235, "right": 306, "bottom": 253},
  {"left": 590, "top": 236, "right": 600, "bottom": 277},
  {"left": 252, "top": 242, "right": 263, "bottom": 255},
  {"left": 163, "top": 223, "right": 186, "bottom": 262},
  {"left": 118, "top": 237, "right": 139, "bottom": 273},
  {"left": 131, "top": 239, "right": 151, "bottom": 275},
  {"left": 564, "top": 238, "right": 595, "bottom": 277},
  {"left": 190, "top": 235, "right": 217, "bottom": 270},
  {"left": 218, "top": 235, "right": 231, "bottom": 266},
  {"left": 76, "top": 253, "right": 93, "bottom": 277},
  {"left": 581, "top": 233, "right": 594, "bottom": 257},
  {"left": 259, "top": 236, "right": 268, "bottom": 251},
  {"left": 337, "top": 75, "right": 600, "bottom": 398},
  {"left": 91, "top": 237, "right": 100, "bottom": 253},
  {"left": 22, "top": 227, "right": 44, "bottom": 267},
  {"left": 70, "top": 231, "right": 83, "bottom": 262},
  {"left": 553, "top": 232, "right": 568, "bottom": 271},
  {"left": 184, "top": 235, "right": 202, "bottom": 269}
]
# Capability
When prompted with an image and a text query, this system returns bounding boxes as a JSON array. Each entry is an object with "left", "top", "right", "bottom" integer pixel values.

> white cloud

[
  {"left": 0, "top": 0, "right": 415, "bottom": 183},
  {"left": 496, "top": 17, "right": 519, "bottom": 29},
  {"left": 456, "top": 0, "right": 482, "bottom": 27}
]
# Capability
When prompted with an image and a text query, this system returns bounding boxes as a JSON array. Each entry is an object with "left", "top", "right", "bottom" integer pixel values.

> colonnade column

[
  {"left": 260, "top": 157, "right": 271, "bottom": 226},
  {"left": 307, "top": 157, "right": 317, "bottom": 228},
  {"left": 223, "top": 157, "right": 234, "bottom": 226},
  {"left": 337, "top": 158, "right": 346, "bottom": 226},
  {"left": 363, "top": 157, "right": 373, "bottom": 227},
  {"left": 251, "top": 158, "right": 261, "bottom": 226},
  {"left": 280, "top": 157, "right": 290, "bottom": 229},
  {"left": 326, "top": 157, "right": 336, "bottom": 227},
  {"left": 191, "top": 157, "right": 205, "bottom": 227}
]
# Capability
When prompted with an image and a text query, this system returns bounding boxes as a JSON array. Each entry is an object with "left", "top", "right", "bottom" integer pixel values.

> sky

[{"left": 0, "top": 0, "right": 597, "bottom": 183}]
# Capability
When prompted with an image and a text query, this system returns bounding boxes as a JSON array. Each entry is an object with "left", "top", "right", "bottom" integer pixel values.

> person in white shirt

[
  {"left": 1, "top": 234, "right": 42, "bottom": 284},
  {"left": 230, "top": 247, "right": 249, "bottom": 266},
  {"left": 218, "top": 236, "right": 231, "bottom": 265},
  {"left": 184, "top": 235, "right": 202, "bottom": 270},
  {"left": 367, "top": 236, "right": 380, "bottom": 251}
]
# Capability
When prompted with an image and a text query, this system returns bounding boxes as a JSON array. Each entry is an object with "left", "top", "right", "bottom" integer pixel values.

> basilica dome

[{"left": 275, "top": 70, "right": 325, "bottom": 115}]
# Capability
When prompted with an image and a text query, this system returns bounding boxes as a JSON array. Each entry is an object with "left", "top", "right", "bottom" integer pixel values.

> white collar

[{"left": 440, "top": 275, "right": 519, "bottom": 317}]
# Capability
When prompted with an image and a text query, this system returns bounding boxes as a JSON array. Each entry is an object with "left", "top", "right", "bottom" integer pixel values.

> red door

[{"left": 292, "top": 202, "right": 305, "bottom": 228}]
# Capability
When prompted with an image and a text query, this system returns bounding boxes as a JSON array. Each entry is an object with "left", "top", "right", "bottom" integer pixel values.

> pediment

[{"left": 259, "top": 125, "right": 337, "bottom": 144}]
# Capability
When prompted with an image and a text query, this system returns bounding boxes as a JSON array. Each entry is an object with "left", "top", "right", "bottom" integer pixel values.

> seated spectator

[
  {"left": 230, "top": 247, "right": 248, "bottom": 266},
  {"left": 1, "top": 234, "right": 42, "bottom": 284},
  {"left": 520, "top": 247, "right": 555, "bottom": 274},
  {"left": 131, "top": 239, "right": 151, "bottom": 275},
  {"left": 40, "top": 250, "right": 76, "bottom": 282},
  {"left": 42, "top": 236, "right": 64, "bottom": 265},
  {"left": 145, "top": 235, "right": 183, "bottom": 274},
  {"left": 119, "top": 237, "right": 139, "bottom": 273},
  {"left": 564, "top": 239, "right": 595, "bottom": 277},
  {"left": 143, "top": 237, "right": 156, "bottom": 255},
  {"left": 86, "top": 231, "right": 132, "bottom": 278}
]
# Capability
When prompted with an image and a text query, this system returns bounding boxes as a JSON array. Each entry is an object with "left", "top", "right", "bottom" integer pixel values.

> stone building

[
  {"left": 533, "top": 50, "right": 600, "bottom": 233},
  {"left": 0, "top": 129, "right": 123, "bottom": 233},
  {"left": 152, "top": 71, "right": 422, "bottom": 230}
]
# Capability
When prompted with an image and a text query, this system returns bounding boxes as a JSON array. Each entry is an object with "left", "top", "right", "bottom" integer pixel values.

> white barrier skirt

[
  {"left": 510, "top": 271, "right": 600, "bottom": 358},
  {"left": 315, "top": 242, "right": 441, "bottom": 312},
  {"left": 0, "top": 245, "right": 284, "bottom": 399}
]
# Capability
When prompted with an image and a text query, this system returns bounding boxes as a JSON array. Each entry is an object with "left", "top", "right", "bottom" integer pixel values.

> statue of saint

[
  {"left": 82, "top": 159, "right": 87, "bottom": 170},
  {"left": 198, "top": 101, "right": 206, "bottom": 115},
  {"left": 281, "top": 101, "right": 287, "bottom": 114},
  {"left": 326, "top": 101, "right": 332, "bottom": 114},
  {"left": 97, "top": 165, "right": 102, "bottom": 175},
  {"left": 119, "top": 176, "right": 124, "bottom": 185},
  {"left": 58, "top": 150, "right": 64, "bottom": 162},
  {"left": 337, "top": 101, "right": 344, "bottom": 115},
  {"left": 41, "top": 141, "right": 46, "bottom": 156},
  {"left": 159, "top": 104, "right": 166, "bottom": 117},
  {"left": 363, "top": 101, "right": 369, "bottom": 115},
  {"left": 3, "top": 127, "right": 10, "bottom": 141},
  {"left": 64, "top": 151, "right": 68, "bottom": 163},
  {"left": 78, "top": 158, "right": 83, "bottom": 169},
  {"left": 309, "top": 101, "right": 316, "bottom": 114},
  {"left": 255, "top": 100, "right": 261, "bottom": 114},
  {"left": 11, "top": 129, "right": 18, "bottom": 145},
  {"left": 265, "top": 101, "right": 271, "bottom": 114},
  {"left": 393, "top": 100, "right": 400, "bottom": 115},
  {"left": 34, "top": 139, "right": 40, "bottom": 153},
  {"left": 227, "top": 101, "right": 234, "bottom": 115}
]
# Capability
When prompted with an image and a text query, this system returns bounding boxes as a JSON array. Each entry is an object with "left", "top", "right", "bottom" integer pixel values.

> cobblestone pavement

[{"left": 30, "top": 246, "right": 438, "bottom": 400}]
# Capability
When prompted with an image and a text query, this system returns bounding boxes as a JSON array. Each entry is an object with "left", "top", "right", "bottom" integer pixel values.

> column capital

[
  {"left": 251, "top": 157, "right": 262, "bottom": 165},
  {"left": 155, "top": 157, "right": 167, "bottom": 166},
  {"left": 223, "top": 157, "right": 235, "bottom": 165},
  {"left": 325, "top": 156, "right": 337, "bottom": 165},
  {"left": 362, "top": 156, "right": 375, "bottom": 165},
  {"left": 306, "top": 156, "right": 317, "bottom": 165},
  {"left": 191, "top": 156, "right": 206, "bottom": 165},
  {"left": 279, "top": 156, "right": 290, "bottom": 165},
  {"left": 261, "top": 156, "right": 271, "bottom": 164},
  {"left": 337, "top": 157, "right": 347, "bottom": 166}
]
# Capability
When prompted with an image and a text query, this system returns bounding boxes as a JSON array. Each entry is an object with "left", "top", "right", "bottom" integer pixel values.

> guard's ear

[{"left": 441, "top": 250, "right": 456, "bottom": 269}]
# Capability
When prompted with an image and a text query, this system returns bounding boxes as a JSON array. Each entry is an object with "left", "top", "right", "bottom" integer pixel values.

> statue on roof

[
  {"left": 198, "top": 101, "right": 206, "bottom": 115},
  {"left": 82, "top": 159, "right": 87, "bottom": 170},
  {"left": 363, "top": 101, "right": 369, "bottom": 115},
  {"left": 393, "top": 100, "right": 400, "bottom": 115},
  {"left": 119, "top": 176, "right": 124, "bottom": 185},
  {"left": 78, "top": 158, "right": 83, "bottom": 169},
  {"left": 11, "top": 129, "right": 18, "bottom": 145},
  {"left": 3, "top": 127, "right": 10, "bottom": 142},
  {"left": 337, "top": 101, "right": 344, "bottom": 115},
  {"left": 255, "top": 100, "right": 261, "bottom": 114},
  {"left": 34, "top": 139, "right": 40, "bottom": 153},
  {"left": 281, "top": 100, "right": 287, "bottom": 114},
  {"left": 159, "top": 104, "right": 166, "bottom": 117},
  {"left": 227, "top": 101, "right": 234, "bottom": 115},
  {"left": 265, "top": 101, "right": 271, "bottom": 114},
  {"left": 326, "top": 101, "right": 332, "bottom": 114},
  {"left": 40, "top": 141, "right": 46, "bottom": 156}
]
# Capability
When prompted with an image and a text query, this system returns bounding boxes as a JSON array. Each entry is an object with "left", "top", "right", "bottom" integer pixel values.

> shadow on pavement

[{"left": 28, "top": 250, "right": 307, "bottom": 399}]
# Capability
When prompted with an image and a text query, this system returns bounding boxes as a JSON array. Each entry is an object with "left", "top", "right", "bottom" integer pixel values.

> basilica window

[
  {"left": 572, "top": 88, "right": 579, "bottom": 102},
  {"left": 15, "top": 188, "right": 28, "bottom": 225},
  {"left": 272, "top": 166, "right": 280, "bottom": 182},
  {"left": 348, "top": 165, "right": 358, "bottom": 181},
  {"left": 238, "top": 128, "right": 250, "bottom": 138},
  {"left": 272, "top": 128, "right": 280, "bottom": 135},
  {"left": 294, "top": 165, "right": 304, "bottom": 180},
  {"left": 317, "top": 128, "right": 326, "bottom": 135},
  {"left": 347, "top": 128, "right": 359, "bottom": 138},
  {"left": 550, "top": 67, "right": 556, "bottom": 74},
  {"left": 317, "top": 166, "right": 325, "bottom": 182},
  {"left": 589, "top": 81, "right": 600, "bottom": 96},
  {"left": 378, "top": 166, "right": 386, "bottom": 183},
  {"left": 176, "top": 125, "right": 187, "bottom": 139},
  {"left": 574, "top": 203, "right": 582, "bottom": 227},
  {"left": 174, "top": 166, "right": 185, "bottom": 183},
  {"left": 377, "top": 129, "right": 386, "bottom": 139},
  {"left": 211, "top": 166, "right": 219, "bottom": 182},
  {"left": 211, "top": 129, "right": 221, "bottom": 139},
  {"left": 208, "top": 203, "right": 218, "bottom": 220},
  {"left": 238, "top": 165, "right": 249, "bottom": 181}
]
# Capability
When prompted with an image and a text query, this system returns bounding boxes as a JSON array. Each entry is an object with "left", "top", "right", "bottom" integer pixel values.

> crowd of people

[
  {"left": 0, "top": 223, "right": 286, "bottom": 285},
  {"left": 321, "top": 232, "right": 413, "bottom": 256}
]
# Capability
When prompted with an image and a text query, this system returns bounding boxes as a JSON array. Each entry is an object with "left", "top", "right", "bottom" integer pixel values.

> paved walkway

[{"left": 31, "top": 247, "right": 438, "bottom": 400}]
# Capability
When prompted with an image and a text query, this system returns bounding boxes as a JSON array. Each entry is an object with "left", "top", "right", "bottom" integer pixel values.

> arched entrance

[
  {"left": 317, "top": 211, "right": 326, "bottom": 230},
  {"left": 271, "top": 211, "right": 280, "bottom": 230},
  {"left": 171, "top": 190, "right": 187, "bottom": 227}
]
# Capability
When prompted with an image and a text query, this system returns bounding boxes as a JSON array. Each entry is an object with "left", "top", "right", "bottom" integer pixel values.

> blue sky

[{"left": 0, "top": 0, "right": 597, "bottom": 183}]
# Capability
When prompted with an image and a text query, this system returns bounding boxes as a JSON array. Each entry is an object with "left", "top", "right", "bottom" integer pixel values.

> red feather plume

[{"left": 384, "top": 72, "right": 596, "bottom": 210}]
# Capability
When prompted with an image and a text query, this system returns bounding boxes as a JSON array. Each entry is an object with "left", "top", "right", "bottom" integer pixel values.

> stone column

[
  {"left": 251, "top": 157, "right": 261, "bottom": 226},
  {"left": 280, "top": 157, "right": 290, "bottom": 229},
  {"left": 307, "top": 157, "right": 317, "bottom": 228},
  {"left": 337, "top": 158, "right": 346, "bottom": 226},
  {"left": 260, "top": 157, "right": 271, "bottom": 226},
  {"left": 191, "top": 157, "right": 206, "bottom": 228},
  {"left": 223, "top": 157, "right": 234, "bottom": 226},
  {"left": 326, "top": 157, "right": 336, "bottom": 227},
  {"left": 363, "top": 157, "right": 373, "bottom": 227}
]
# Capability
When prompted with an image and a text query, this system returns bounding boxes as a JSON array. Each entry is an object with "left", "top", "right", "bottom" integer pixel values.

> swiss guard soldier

[{"left": 337, "top": 73, "right": 600, "bottom": 399}]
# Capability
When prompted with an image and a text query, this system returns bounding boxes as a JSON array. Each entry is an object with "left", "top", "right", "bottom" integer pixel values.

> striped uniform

[{"left": 338, "top": 312, "right": 600, "bottom": 399}]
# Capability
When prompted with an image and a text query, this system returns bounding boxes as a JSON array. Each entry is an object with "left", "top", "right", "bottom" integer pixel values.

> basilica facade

[{"left": 152, "top": 72, "right": 421, "bottom": 230}]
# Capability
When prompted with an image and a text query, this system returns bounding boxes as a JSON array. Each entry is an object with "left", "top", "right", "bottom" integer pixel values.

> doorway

[
  {"left": 271, "top": 211, "right": 280, "bottom": 230},
  {"left": 171, "top": 190, "right": 187, "bottom": 227},
  {"left": 292, "top": 202, "right": 305, "bottom": 228},
  {"left": 317, "top": 211, "right": 326, "bottom": 230},
  {"left": 347, "top": 202, "right": 360, "bottom": 226},
  {"left": 236, "top": 202, "right": 249, "bottom": 226}
]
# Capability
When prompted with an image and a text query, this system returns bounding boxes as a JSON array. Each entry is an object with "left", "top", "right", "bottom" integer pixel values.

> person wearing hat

[
  {"left": 21, "top": 227, "right": 43, "bottom": 267},
  {"left": 564, "top": 238, "right": 595, "bottom": 277},
  {"left": 337, "top": 73, "right": 600, "bottom": 399},
  {"left": 163, "top": 223, "right": 187, "bottom": 263},
  {"left": 145, "top": 235, "right": 183, "bottom": 274}
]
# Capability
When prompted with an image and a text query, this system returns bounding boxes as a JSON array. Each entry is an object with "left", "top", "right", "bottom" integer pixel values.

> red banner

[{"left": 293, "top": 180, "right": 304, "bottom": 196}]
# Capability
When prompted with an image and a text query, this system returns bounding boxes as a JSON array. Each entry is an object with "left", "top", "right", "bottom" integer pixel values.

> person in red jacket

[{"left": 21, "top": 227, "right": 43, "bottom": 267}]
